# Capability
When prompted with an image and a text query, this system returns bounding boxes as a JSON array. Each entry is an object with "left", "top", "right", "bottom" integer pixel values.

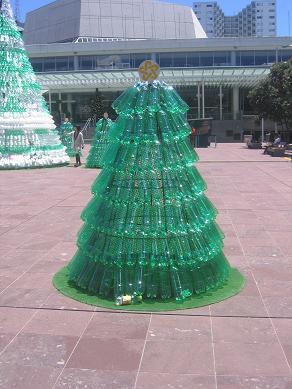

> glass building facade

[{"left": 30, "top": 49, "right": 292, "bottom": 73}]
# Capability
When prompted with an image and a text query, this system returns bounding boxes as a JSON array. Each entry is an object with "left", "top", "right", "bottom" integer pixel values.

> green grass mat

[{"left": 53, "top": 266, "right": 245, "bottom": 312}]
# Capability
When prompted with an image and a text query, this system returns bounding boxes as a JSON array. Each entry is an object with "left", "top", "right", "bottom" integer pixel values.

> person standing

[{"left": 71, "top": 125, "right": 84, "bottom": 167}]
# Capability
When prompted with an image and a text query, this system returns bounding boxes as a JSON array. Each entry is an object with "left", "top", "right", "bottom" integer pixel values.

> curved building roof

[{"left": 23, "top": 0, "right": 207, "bottom": 44}]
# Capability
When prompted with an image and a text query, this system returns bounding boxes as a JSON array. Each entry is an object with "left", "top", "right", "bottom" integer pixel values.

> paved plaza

[{"left": 0, "top": 143, "right": 292, "bottom": 389}]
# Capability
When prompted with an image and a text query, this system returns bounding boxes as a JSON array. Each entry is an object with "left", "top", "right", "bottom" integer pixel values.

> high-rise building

[{"left": 193, "top": 1, "right": 277, "bottom": 37}]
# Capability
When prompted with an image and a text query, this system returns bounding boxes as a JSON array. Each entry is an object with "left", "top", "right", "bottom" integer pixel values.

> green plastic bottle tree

[
  {"left": 67, "top": 61, "right": 243, "bottom": 306},
  {"left": 58, "top": 118, "right": 75, "bottom": 157},
  {"left": 0, "top": 0, "right": 69, "bottom": 169},
  {"left": 86, "top": 112, "right": 114, "bottom": 168}
]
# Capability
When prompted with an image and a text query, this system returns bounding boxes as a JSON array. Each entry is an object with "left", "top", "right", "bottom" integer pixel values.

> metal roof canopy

[{"left": 36, "top": 67, "right": 270, "bottom": 91}]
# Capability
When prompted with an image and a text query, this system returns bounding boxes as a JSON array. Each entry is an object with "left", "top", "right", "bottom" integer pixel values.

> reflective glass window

[
  {"left": 186, "top": 52, "right": 200, "bottom": 67},
  {"left": 44, "top": 57, "right": 56, "bottom": 72},
  {"left": 78, "top": 56, "right": 94, "bottom": 70},
  {"left": 30, "top": 58, "right": 43, "bottom": 72},
  {"left": 173, "top": 53, "right": 187, "bottom": 67},
  {"left": 199, "top": 52, "right": 213, "bottom": 66},
  {"left": 239, "top": 51, "right": 255, "bottom": 66},
  {"left": 56, "top": 57, "right": 69, "bottom": 71},
  {"left": 158, "top": 53, "right": 173, "bottom": 67}
]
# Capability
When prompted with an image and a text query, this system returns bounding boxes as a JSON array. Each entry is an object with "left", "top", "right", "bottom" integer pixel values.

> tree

[
  {"left": 249, "top": 62, "right": 292, "bottom": 135},
  {"left": 58, "top": 119, "right": 75, "bottom": 157},
  {"left": 86, "top": 115, "right": 113, "bottom": 168},
  {"left": 66, "top": 79, "right": 243, "bottom": 306},
  {"left": 0, "top": 0, "right": 69, "bottom": 169},
  {"left": 89, "top": 88, "right": 104, "bottom": 120}
]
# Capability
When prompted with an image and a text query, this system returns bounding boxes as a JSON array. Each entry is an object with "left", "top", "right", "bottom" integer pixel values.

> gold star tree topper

[{"left": 138, "top": 60, "right": 160, "bottom": 82}]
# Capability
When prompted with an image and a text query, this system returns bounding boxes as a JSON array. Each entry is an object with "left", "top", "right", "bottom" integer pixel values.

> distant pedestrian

[
  {"left": 69, "top": 125, "right": 84, "bottom": 167},
  {"left": 273, "top": 135, "right": 281, "bottom": 146},
  {"left": 191, "top": 127, "right": 196, "bottom": 148}
]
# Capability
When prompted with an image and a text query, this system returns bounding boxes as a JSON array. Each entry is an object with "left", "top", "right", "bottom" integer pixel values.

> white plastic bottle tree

[{"left": 0, "top": 0, "right": 69, "bottom": 169}]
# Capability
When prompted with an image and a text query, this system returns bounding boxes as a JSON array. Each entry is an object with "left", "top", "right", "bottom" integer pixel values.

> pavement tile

[
  {"left": 22, "top": 309, "right": 92, "bottom": 336},
  {"left": 282, "top": 345, "right": 292, "bottom": 370},
  {"left": 246, "top": 255, "right": 292, "bottom": 267},
  {"left": 0, "top": 363, "right": 60, "bottom": 389},
  {"left": 58, "top": 191, "right": 92, "bottom": 207},
  {"left": 147, "top": 315, "right": 211, "bottom": 341},
  {"left": 257, "top": 279, "right": 292, "bottom": 297},
  {"left": 239, "top": 236, "right": 277, "bottom": 248},
  {"left": 234, "top": 226, "right": 272, "bottom": 239},
  {"left": 255, "top": 211, "right": 292, "bottom": 227},
  {"left": 222, "top": 240, "right": 244, "bottom": 256},
  {"left": 0, "top": 249, "right": 47, "bottom": 272},
  {"left": 252, "top": 265, "right": 292, "bottom": 282},
  {"left": 43, "top": 241, "right": 76, "bottom": 263},
  {"left": 0, "top": 287, "right": 52, "bottom": 308},
  {"left": 219, "top": 225, "right": 237, "bottom": 238},
  {"left": 212, "top": 317, "right": 277, "bottom": 344},
  {"left": 217, "top": 375, "right": 292, "bottom": 389},
  {"left": 84, "top": 312, "right": 150, "bottom": 340},
  {"left": 226, "top": 255, "right": 249, "bottom": 270},
  {"left": 228, "top": 210, "right": 262, "bottom": 226},
  {"left": 236, "top": 271, "right": 260, "bottom": 297},
  {"left": 55, "top": 368, "right": 136, "bottom": 389},
  {"left": 18, "top": 237, "right": 61, "bottom": 251},
  {"left": 0, "top": 333, "right": 16, "bottom": 353},
  {"left": 67, "top": 337, "right": 144, "bottom": 371},
  {"left": 0, "top": 245, "right": 15, "bottom": 256},
  {"left": 273, "top": 318, "right": 292, "bottom": 345},
  {"left": 140, "top": 340, "right": 214, "bottom": 374},
  {"left": 42, "top": 290, "right": 96, "bottom": 312},
  {"left": 11, "top": 272, "right": 54, "bottom": 290},
  {"left": 263, "top": 296, "right": 292, "bottom": 318},
  {"left": 0, "top": 307, "right": 35, "bottom": 334},
  {"left": 214, "top": 342, "right": 290, "bottom": 376},
  {"left": 136, "top": 373, "right": 216, "bottom": 389},
  {"left": 163, "top": 305, "right": 211, "bottom": 316},
  {"left": 0, "top": 275, "right": 17, "bottom": 292},
  {"left": 0, "top": 226, "right": 11, "bottom": 235},
  {"left": 0, "top": 333, "right": 78, "bottom": 368},
  {"left": 0, "top": 231, "right": 40, "bottom": 248},
  {"left": 242, "top": 245, "right": 283, "bottom": 257},
  {"left": 27, "top": 260, "right": 65, "bottom": 274},
  {"left": 210, "top": 295, "right": 267, "bottom": 317}
]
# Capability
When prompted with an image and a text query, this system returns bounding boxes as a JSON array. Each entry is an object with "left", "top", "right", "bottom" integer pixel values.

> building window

[
  {"left": 131, "top": 53, "right": 151, "bottom": 68},
  {"left": 30, "top": 58, "right": 44, "bottom": 72},
  {"left": 172, "top": 53, "right": 187, "bottom": 67},
  {"left": 158, "top": 53, "right": 174, "bottom": 67},
  {"left": 186, "top": 52, "right": 200, "bottom": 67},
  {"left": 237, "top": 51, "right": 255, "bottom": 66},
  {"left": 78, "top": 56, "right": 93, "bottom": 70},
  {"left": 200, "top": 52, "right": 213, "bottom": 66},
  {"left": 44, "top": 58, "right": 56, "bottom": 72},
  {"left": 56, "top": 57, "right": 70, "bottom": 71}
]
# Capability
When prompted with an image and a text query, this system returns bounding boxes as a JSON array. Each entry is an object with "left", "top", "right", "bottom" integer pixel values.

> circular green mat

[{"left": 53, "top": 266, "right": 245, "bottom": 312}]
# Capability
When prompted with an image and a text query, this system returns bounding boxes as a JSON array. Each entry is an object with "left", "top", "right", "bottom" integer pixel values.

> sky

[{"left": 17, "top": 0, "right": 292, "bottom": 37}]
